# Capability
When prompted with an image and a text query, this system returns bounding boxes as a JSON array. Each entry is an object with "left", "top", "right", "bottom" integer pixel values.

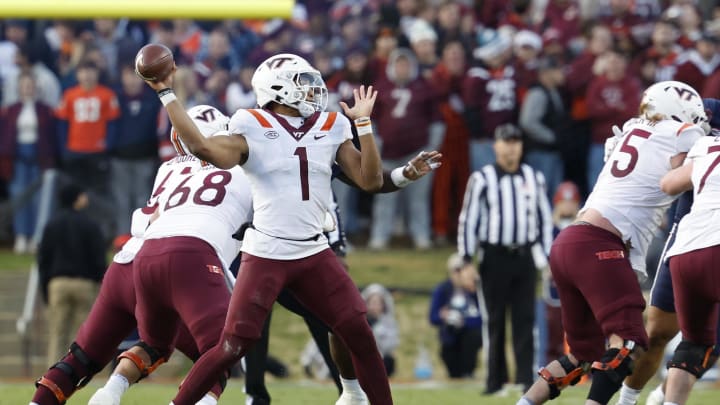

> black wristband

[{"left": 157, "top": 88, "right": 174, "bottom": 97}]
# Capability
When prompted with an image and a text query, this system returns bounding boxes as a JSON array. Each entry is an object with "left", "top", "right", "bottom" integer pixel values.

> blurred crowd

[{"left": 1, "top": 0, "right": 720, "bottom": 252}]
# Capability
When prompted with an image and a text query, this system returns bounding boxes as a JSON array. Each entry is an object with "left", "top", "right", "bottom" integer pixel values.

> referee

[{"left": 457, "top": 123, "right": 553, "bottom": 394}]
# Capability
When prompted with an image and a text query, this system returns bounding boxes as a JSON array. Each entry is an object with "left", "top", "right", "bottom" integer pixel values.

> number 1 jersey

[
  {"left": 581, "top": 118, "right": 704, "bottom": 276},
  {"left": 229, "top": 108, "right": 352, "bottom": 260}
]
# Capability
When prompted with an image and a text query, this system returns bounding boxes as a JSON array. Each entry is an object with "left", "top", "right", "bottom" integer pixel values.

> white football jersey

[
  {"left": 666, "top": 135, "right": 720, "bottom": 257},
  {"left": 143, "top": 159, "right": 253, "bottom": 270},
  {"left": 581, "top": 118, "right": 704, "bottom": 276},
  {"left": 113, "top": 155, "right": 204, "bottom": 264},
  {"left": 229, "top": 108, "right": 352, "bottom": 259}
]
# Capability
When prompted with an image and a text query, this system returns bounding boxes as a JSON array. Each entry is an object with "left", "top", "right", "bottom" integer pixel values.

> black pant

[
  {"left": 244, "top": 289, "right": 342, "bottom": 404},
  {"left": 440, "top": 328, "right": 483, "bottom": 378},
  {"left": 480, "top": 245, "right": 536, "bottom": 392}
]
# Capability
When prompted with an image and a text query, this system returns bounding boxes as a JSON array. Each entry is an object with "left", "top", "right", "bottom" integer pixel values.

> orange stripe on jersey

[
  {"left": 676, "top": 123, "right": 693, "bottom": 136},
  {"left": 247, "top": 109, "right": 273, "bottom": 128},
  {"left": 171, "top": 130, "right": 187, "bottom": 155},
  {"left": 320, "top": 112, "right": 337, "bottom": 131}
]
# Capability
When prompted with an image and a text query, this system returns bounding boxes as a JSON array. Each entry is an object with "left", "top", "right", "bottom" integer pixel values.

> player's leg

[
  {"left": 288, "top": 249, "right": 392, "bottom": 405},
  {"left": 665, "top": 250, "right": 720, "bottom": 405},
  {"left": 118, "top": 240, "right": 234, "bottom": 405},
  {"left": 32, "top": 263, "right": 137, "bottom": 405},
  {"left": 616, "top": 307, "right": 678, "bottom": 405},
  {"left": 330, "top": 333, "right": 369, "bottom": 405},
  {"left": 583, "top": 270, "right": 647, "bottom": 404},
  {"left": 276, "top": 289, "right": 343, "bottom": 391},
  {"left": 172, "top": 253, "right": 288, "bottom": 405},
  {"left": 518, "top": 271, "right": 601, "bottom": 405},
  {"left": 101, "top": 240, "right": 183, "bottom": 403},
  {"left": 276, "top": 280, "right": 360, "bottom": 402},
  {"left": 243, "top": 312, "right": 273, "bottom": 405},
  {"left": 617, "top": 248, "right": 679, "bottom": 405}
]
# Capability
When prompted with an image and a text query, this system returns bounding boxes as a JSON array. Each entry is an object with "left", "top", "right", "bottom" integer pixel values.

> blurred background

[{"left": 0, "top": 0, "right": 719, "bottom": 399}]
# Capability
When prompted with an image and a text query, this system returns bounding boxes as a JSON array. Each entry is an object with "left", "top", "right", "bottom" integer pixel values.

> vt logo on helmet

[{"left": 252, "top": 53, "right": 329, "bottom": 118}]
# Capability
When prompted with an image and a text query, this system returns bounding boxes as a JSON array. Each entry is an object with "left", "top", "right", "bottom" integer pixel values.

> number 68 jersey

[
  {"left": 666, "top": 135, "right": 720, "bottom": 258},
  {"left": 581, "top": 117, "right": 704, "bottom": 277},
  {"left": 229, "top": 108, "right": 353, "bottom": 260},
  {"left": 143, "top": 155, "right": 253, "bottom": 271}
]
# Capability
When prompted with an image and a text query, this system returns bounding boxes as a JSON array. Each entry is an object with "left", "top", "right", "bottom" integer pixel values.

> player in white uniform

[
  {"left": 86, "top": 105, "right": 253, "bottom": 405},
  {"left": 516, "top": 80, "right": 708, "bottom": 405},
  {"left": 142, "top": 53, "right": 397, "bottom": 405},
  {"left": 657, "top": 134, "right": 720, "bottom": 405},
  {"left": 31, "top": 106, "right": 235, "bottom": 405}
]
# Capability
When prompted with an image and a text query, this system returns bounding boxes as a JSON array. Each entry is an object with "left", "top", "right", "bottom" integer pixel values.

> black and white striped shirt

[{"left": 458, "top": 163, "right": 553, "bottom": 261}]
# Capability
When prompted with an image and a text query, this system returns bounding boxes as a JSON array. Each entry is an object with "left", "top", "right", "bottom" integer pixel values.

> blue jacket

[{"left": 429, "top": 280, "right": 482, "bottom": 345}]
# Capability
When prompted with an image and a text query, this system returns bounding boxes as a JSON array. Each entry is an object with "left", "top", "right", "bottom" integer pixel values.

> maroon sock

[{"left": 31, "top": 353, "right": 90, "bottom": 405}]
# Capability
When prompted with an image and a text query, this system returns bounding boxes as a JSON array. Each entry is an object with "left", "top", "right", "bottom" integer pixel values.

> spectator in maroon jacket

[
  {"left": 541, "top": 0, "right": 583, "bottom": 49},
  {"left": 368, "top": 48, "right": 444, "bottom": 250},
  {"left": 599, "top": 0, "right": 654, "bottom": 52},
  {"left": 631, "top": 19, "right": 683, "bottom": 88},
  {"left": 431, "top": 40, "right": 470, "bottom": 246},
  {"left": 463, "top": 28, "right": 516, "bottom": 171},
  {"left": 673, "top": 33, "right": 720, "bottom": 93},
  {"left": 586, "top": 50, "right": 642, "bottom": 188},
  {"left": 702, "top": 45, "right": 720, "bottom": 98},
  {"left": 0, "top": 72, "right": 58, "bottom": 254}
]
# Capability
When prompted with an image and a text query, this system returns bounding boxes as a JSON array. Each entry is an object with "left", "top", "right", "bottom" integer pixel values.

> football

[{"left": 135, "top": 43, "right": 174, "bottom": 82}]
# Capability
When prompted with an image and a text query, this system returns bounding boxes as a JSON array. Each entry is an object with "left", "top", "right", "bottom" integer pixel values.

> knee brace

[
  {"left": 588, "top": 341, "right": 636, "bottom": 404},
  {"left": 117, "top": 341, "right": 167, "bottom": 380},
  {"left": 667, "top": 341, "right": 718, "bottom": 379},
  {"left": 537, "top": 355, "right": 591, "bottom": 399},
  {"left": 35, "top": 342, "right": 100, "bottom": 404}
]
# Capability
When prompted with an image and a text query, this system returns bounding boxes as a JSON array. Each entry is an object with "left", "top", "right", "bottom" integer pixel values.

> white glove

[{"left": 603, "top": 125, "right": 624, "bottom": 163}]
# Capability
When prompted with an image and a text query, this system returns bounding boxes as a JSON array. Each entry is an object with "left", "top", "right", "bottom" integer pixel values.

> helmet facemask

[{"left": 287, "top": 71, "right": 328, "bottom": 117}]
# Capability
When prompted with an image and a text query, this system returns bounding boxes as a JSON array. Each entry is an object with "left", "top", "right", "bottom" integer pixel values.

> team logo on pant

[{"left": 206, "top": 265, "right": 222, "bottom": 274}]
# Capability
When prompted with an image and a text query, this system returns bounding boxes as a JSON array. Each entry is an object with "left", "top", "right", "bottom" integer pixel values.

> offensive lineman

[
  {"left": 30, "top": 106, "right": 239, "bottom": 405},
  {"left": 516, "top": 80, "right": 709, "bottom": 405}
]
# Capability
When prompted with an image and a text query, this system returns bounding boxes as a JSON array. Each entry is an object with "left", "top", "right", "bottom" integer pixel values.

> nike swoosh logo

[{"left": 314, "top": 134, "right": 327, "bottom": 140}]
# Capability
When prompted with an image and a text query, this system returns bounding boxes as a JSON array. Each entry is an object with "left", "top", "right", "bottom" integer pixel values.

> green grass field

[
  {"left": 3, "top": 379, "right": 720, "bottom": 404},
  {"left": 3, "top": 248, "right": 720, "bottom": 403}
]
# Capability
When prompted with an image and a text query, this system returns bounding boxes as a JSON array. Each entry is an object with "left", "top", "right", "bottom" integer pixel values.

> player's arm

[
  {"left": 143, "top": 67, "right": 248, "bottom": 169},
  {"left": 337, "top": 151, "right": 442, "bottom": 193},
  {"left": 335, "top": 85, "right": 384, "bottom": 192},
  {"left": 660, "top": 159, "right": 693, "bottom": 195}
]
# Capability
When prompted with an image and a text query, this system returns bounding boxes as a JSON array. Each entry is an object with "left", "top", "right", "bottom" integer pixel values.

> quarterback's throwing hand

[
  {"left": 143, "top": 64, "right": 177, "bottom": 92},
  {"left": 340, "top": 85, "right": 378, "bottom": 120}
]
